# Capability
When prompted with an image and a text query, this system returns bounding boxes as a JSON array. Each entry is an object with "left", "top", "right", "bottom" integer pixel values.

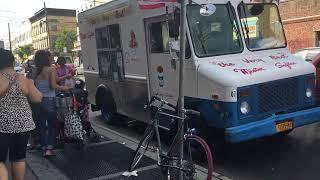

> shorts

[{"left": 0, "top": 132, "right": 29, "bottom": 162}]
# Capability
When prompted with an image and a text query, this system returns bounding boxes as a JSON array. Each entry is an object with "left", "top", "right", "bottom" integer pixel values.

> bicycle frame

[
  {"left": 151, "top": 101, "right": 189, "bottom": 171},
  {"left": 127, "top": 96, "right": 213, "bottom": 180}
]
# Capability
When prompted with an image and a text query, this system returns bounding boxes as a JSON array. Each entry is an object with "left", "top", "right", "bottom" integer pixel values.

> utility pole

[
  {"left": 8, "top": 23, "right": 12, "bottom": 52},
  {"left": 177, "top": 0, "right": 187, "bottom": 179}
]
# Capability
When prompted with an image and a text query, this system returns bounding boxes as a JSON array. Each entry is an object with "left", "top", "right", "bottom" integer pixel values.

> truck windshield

[
  {"left": 237, "top": 3, "right": 286, "bottom": 51},
  {"left": 187, "top": 4, "right": 243, "bottom": 57}
]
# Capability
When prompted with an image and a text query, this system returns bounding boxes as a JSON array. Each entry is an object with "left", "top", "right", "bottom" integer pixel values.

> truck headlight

[
  {"left": 240, "top": 101, "right": 250, "bottom": 115},
  {"left": 306, "top": 88, "right": 312, "bottom": 98}
]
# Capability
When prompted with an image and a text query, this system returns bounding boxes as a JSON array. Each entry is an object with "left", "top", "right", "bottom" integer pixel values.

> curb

[{"left": 26, "top": 161, "right": 40, "bottom": 180}]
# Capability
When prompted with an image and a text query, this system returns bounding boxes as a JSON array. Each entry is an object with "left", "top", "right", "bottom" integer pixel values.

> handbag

[
  {"left": 64, "top": 78, "right": 76, "bottom": 89},
  {"left": 64, "top": 111, "right": 84, "bottom": 141}
]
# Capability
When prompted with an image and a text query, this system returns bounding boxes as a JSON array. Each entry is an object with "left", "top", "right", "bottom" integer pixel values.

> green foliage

[
  {"left": 54, "top": 30, "right": 77, "bottom": 53},
  {"left": 13, "top": 44, "right": 33, "bottom": 61}
]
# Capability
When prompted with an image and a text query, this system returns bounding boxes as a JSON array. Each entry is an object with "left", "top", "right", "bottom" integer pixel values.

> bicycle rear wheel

[
  {"left": 166, "top": 135, "right": 213, "bottom": 180},
  {"left": 128, "top": 123, "right": 155, "bottom": 172}
]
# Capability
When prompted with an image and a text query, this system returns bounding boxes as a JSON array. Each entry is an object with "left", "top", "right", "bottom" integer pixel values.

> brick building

[
  {"left": 29, "top": 7, "right": 77, "bottom": 52},
  {"left": 279, "top": 0, "right": 320, "bottom": 52}
]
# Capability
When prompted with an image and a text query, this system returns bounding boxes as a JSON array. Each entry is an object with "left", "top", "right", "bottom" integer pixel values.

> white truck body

[{"left": 78, "top": 0, "right": 320, "bottom": 143}]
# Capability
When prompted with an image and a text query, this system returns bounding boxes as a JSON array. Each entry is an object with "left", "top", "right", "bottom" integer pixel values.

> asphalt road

[
  {"left": 91, "top": 113, "right": 320, "bottom": 180},
  {"left": 213, "top": 122, "right": 320, "bottom": 180},
  {"left": 81, "top": 75, "right": 320, "bottom": 180}
]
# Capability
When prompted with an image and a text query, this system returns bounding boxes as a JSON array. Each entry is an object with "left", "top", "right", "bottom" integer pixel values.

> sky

[{"left": 0, "top": 0, "right": 103, "bottom": 44}]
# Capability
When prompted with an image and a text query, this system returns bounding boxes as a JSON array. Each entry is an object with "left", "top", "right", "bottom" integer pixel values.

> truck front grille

[{"left": 258, "top": 78, "right": 299, "bottom": 113}]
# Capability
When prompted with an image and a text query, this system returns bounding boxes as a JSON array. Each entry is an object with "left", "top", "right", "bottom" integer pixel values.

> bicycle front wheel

[
  {"left": 166, "top": 135, "right": 214, "bottom": 180},
  {"left": 128, "top": 123, "right": 155, "bottom": 172}
]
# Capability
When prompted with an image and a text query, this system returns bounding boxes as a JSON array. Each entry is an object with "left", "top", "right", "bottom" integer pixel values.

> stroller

[
  {"left": 55, "top": 79, "right": 100, "bottom": 147},
  {"left": 73, "top": 79, "right": 100, "bottom": 142}
]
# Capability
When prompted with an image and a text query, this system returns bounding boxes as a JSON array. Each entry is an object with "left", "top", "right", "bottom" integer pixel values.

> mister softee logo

[{"left": 157, "top": 66, "right": 164, "bottom": 87}]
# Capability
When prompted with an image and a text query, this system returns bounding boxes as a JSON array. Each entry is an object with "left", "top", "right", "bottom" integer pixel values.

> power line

[
  {"left": 0, "top": 16, "right": 28, "bottom": 21},
  {"left": 0, "top": 9, "right": 18, "bottom": 13}
]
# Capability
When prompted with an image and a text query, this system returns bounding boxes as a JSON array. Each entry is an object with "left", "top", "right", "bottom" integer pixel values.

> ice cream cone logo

[
  {"left": 129, "top": 30, "right": 138, "bottom": 60},
  {"left": 129, "top": 30, "right": 138, "bottom": 49},
  {"left": 157, "top": 66, "right": 164, "bottom": 87}
]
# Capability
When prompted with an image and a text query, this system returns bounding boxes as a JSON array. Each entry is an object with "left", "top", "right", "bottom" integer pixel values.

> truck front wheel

[
  {"left": 101, "top": 105, "right": 115, "bottom": 124},
  {"left": 96, "top": 85, "right": 117, "bottom": 124}
]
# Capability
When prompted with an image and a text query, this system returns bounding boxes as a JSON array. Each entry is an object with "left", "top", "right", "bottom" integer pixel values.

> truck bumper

[{"left": 225, "top": 107, "right": 320, "bottom": 143}]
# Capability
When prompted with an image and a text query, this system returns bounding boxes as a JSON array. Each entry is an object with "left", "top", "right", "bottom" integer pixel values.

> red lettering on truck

[{"left": 234, "top": 67, "right": 265, "bottom": 75}]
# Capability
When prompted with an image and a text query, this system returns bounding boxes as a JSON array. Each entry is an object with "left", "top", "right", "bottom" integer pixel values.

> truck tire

[{"left": 96, "top": 85, "right": 117, "bottom": 124}]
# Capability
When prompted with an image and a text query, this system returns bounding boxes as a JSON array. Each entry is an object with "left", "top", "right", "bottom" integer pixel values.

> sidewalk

[{"left": 26, "top": 114, "right": 230, "bottom": 180}]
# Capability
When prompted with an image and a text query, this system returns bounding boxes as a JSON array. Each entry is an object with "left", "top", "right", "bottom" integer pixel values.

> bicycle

[{"left": 127, "top": 96, "right": 213, "bottom": 180}]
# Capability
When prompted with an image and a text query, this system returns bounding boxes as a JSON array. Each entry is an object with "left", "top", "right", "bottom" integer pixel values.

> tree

[
  {"left": 54, "top": 30, "right": 77, "bottom": 53},
  {"left": 13, "top": 44, "right": 33, "bottom": 62}
]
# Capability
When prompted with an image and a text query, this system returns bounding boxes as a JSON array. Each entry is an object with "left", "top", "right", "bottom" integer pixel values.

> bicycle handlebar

[
  {"left": 185, "top": 109, "right": 201, "bottom": 117},
  {"left": 149, "top": 96, "right": 201, "bottom": 117},
  {"left": 149, "top": 96, "right": 200, "bottom": 116},
  {"left": 149, "top": 96, "right": 176, "bottom": 110}
]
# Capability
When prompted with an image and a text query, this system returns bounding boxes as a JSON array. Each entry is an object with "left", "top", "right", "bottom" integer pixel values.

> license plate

[{"left": 276, "top": 120, "right": 293, "bottom": 132}]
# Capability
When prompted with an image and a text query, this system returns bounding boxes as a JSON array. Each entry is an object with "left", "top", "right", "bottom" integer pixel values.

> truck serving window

[
  {"left": 237, "top": 3, "right": 286, "bottom": 51},
  {"left": 187, "top": 4, "right": 243, "bottom": 57},
  {"left": 96, "top": 25, "right": 121, "bottom": 49},
  {"left": 95, "top": 24, "right": 124, "bottom": 81}
]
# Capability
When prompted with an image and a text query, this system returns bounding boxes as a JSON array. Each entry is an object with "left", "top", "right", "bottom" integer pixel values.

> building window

[
  {"left": 50, "top": 35, "right": 57, "bottom": 49},
  {"left": 49, "top": 19, "right": 58, "bottom": 31},
  {"left": 316, "top": 31, "right": 320, "bottom": 47}
]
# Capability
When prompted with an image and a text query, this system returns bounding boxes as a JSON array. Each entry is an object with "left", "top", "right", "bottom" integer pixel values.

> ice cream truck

[{"left": 78, "top": 0, "right": 320, "bottom": 143}]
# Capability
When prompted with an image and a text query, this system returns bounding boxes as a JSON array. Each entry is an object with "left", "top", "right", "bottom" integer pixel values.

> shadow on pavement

[{"left": 213, "top": 123, "right": 320, "bottom": 180}]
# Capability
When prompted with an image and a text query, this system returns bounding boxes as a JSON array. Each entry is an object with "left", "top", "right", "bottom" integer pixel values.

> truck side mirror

[{"left": 169, "top": 9, "right": 180, "bottom": 38}]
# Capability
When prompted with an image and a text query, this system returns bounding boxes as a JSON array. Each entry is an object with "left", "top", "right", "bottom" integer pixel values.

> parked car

[
  {"left": 310, "top": 53, "right": 320, "bottom": 105},
  {"left": 295, "top": 48, "right": 320, "bottom": 105},
  {"left": 293, "top": 47, "right": 320, "bottom": 62},
  {"left": 76, "top": 63, "right": 84, "bottom": 75},
  {"left": 14, "top": 62, "right": 24, "bottom": 74}
]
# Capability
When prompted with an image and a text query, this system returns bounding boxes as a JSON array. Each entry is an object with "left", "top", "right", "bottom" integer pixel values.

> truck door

[{"left": 145, "top": 17, "right": 179, "bottom": 106}]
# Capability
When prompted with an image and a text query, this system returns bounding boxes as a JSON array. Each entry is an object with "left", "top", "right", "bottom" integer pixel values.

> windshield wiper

[
  {"left": 240, "top": 1, "right": 250, "bottom": 47},
  {"left": 226, "top": 1, "right": 241, "bottom": 47}
]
